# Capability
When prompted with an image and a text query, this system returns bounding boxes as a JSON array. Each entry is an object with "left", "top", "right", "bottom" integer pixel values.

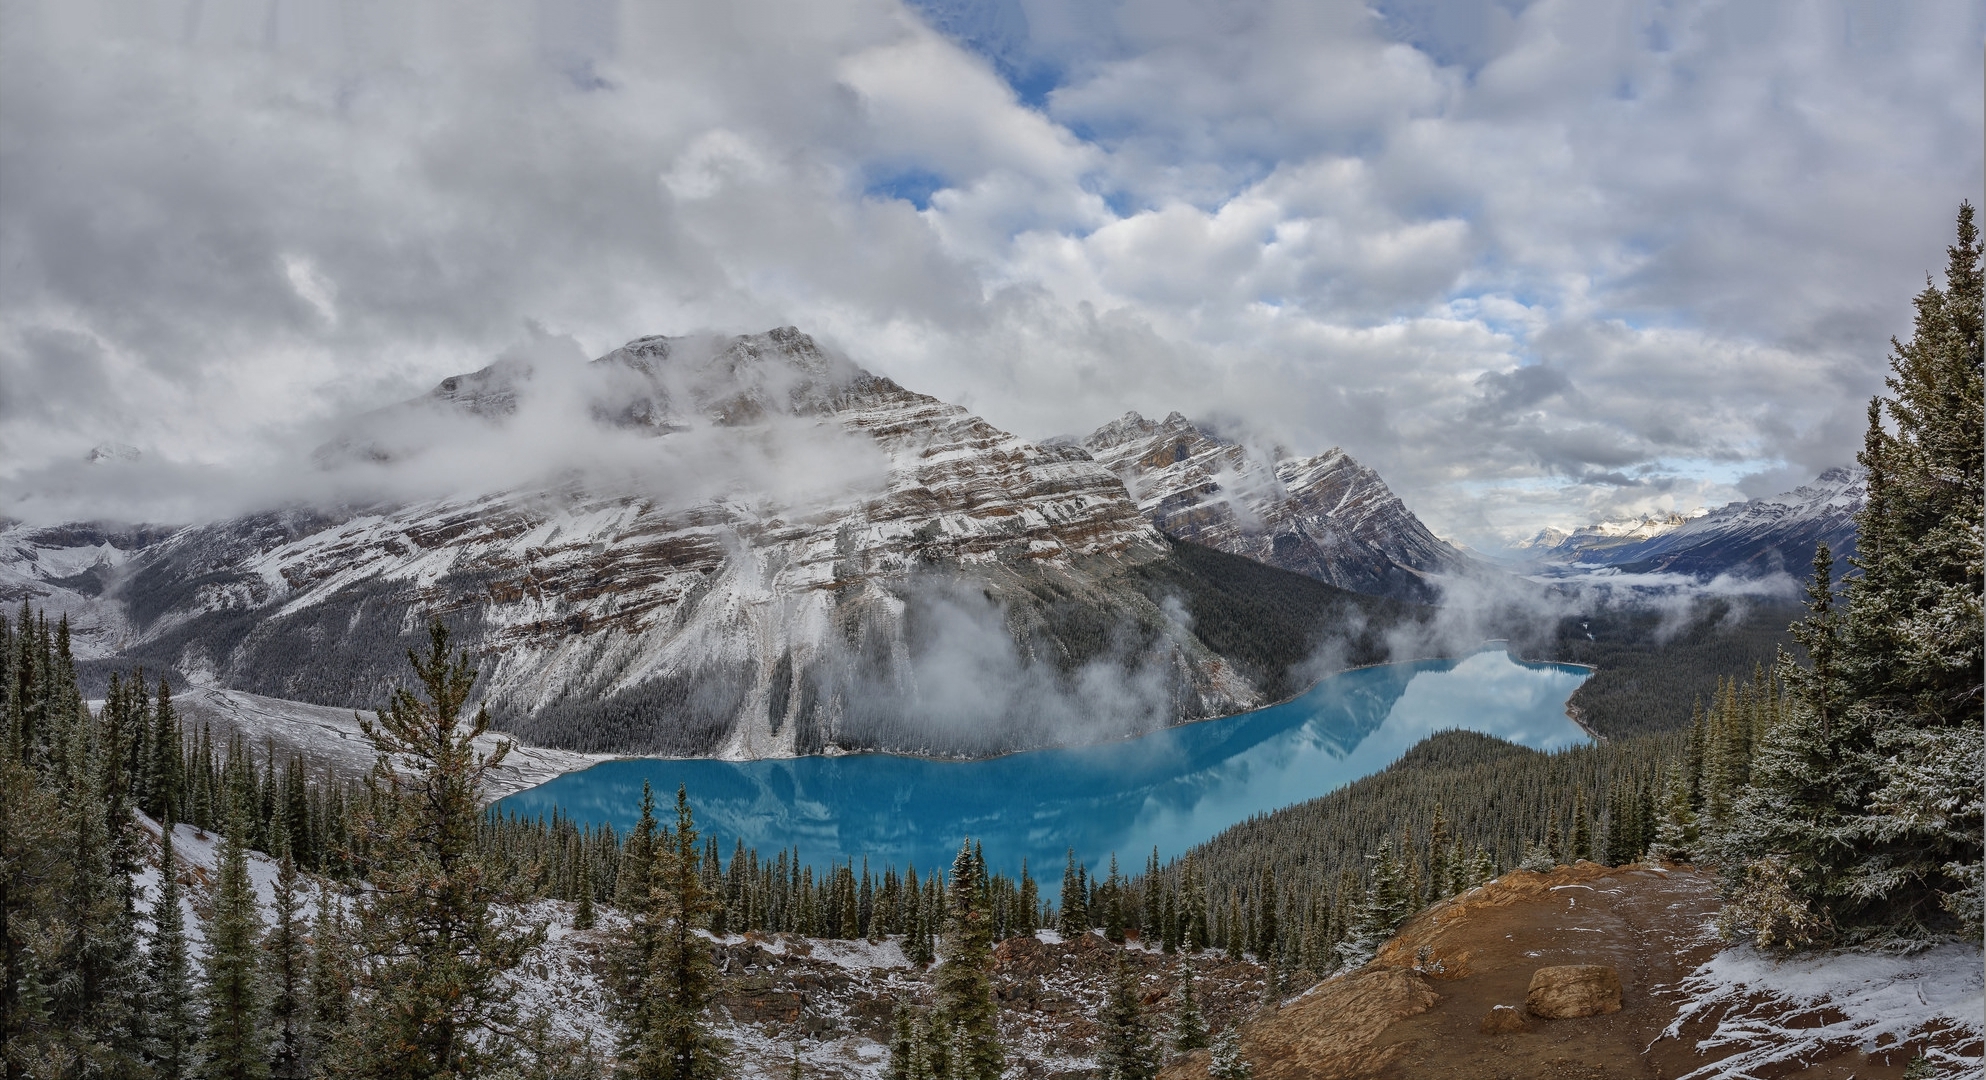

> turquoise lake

[{"left": 494, "top": 649, "right": 1589, "bottom": 885}]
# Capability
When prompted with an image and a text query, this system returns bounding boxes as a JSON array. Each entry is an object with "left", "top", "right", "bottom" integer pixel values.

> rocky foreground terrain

[
  {"left": 1167, "top": 863, "right": 1980, "bottom": 1080},
  {"left": 143, "top": 817, "right": 1980, "bottom": 1080}
]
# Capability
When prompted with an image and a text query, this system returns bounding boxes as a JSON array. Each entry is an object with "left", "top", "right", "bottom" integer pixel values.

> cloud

[{"left": 0, "top": 0, "right": 1978, "bottom": 548}]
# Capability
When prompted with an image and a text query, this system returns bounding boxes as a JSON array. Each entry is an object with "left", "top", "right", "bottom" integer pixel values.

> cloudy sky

[{"left": 1, "top": 0, "right": 1979, "bottom": 545}]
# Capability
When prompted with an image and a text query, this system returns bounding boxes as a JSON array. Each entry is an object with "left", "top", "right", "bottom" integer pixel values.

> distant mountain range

[
  {"left": 1, "top": 328, "right": 1439, "bottom": 758},
  {"left": 1520, "top": 467, "right": 1864, "bottom": 578}
]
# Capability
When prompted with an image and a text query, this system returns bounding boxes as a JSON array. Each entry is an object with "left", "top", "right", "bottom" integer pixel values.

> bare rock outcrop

[{"left": 1523, "top": 964, "right": 1622, "bottom": 1019}]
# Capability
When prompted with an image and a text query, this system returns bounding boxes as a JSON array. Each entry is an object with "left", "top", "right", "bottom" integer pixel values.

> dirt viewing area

[{"left": 1160, "top": 863, "right": 1982, "bottom": 1080}]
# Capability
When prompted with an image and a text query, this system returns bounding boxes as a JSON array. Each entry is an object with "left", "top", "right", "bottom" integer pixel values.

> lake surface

[{"left": 494, "top": 649, "right": 1589, "bottom": 886}]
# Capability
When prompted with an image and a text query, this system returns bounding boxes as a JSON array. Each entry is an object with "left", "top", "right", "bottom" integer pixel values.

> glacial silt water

[{"left": 494, "top": 649, "right": 1588, "bottom": 883}]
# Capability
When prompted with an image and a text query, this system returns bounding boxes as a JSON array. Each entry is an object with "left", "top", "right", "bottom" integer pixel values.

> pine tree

[
  {"left": 1095, "top": 955, "right": 1158, "bottom": 1080},
  {"left": 1648, "top": 766, "right": 1699, "bottom": 863},
  {"left": 887, "top": 998, "right": 916, "bottom": 1080},
  {"left": 147, "top": 828, "right": 197, "bottom": 1080},
  {"left": 1169, "top": 966, "right": 1208, "bottom": 1053},
  {"left": 1253, "top": 865, "right": 1277, "bottom": 958},
  {"left": 1058, "top": 849, "right": 1085, "bottom": 938},
  {"left": 935, "top": 840, "right": 1001, "bottom": 1080},
  {"left": 266, "top": 836, "right": 313, "bottom": 1079},
  {"left": 611, "top": 786, "right": 730, "bottom": 1079},
  {"left": 202, "top": 804, "right": 270, "bottom": 1080},
  {"left": 574, "top": 858, "right": 597, "bottom": 931},
  {"left": 342, "top": 619, "right": 545, "bottom": 1078},
  {"left": 1103, "top": 854, "right": 1126, "bottom": 945},
  {"left": 1426, "top": 803, "right": 1452, "bottom": 899},
  {"left": 306, "top": 894, "right": 353, "bottom": 1057},
  {"left": 1730, "top": 205, "right": 1983, "bottom": 945},
  {"left": 1207, "top": 1026, "right": 1251, "bottom": 1080},
  {"left": 1571, "top": 790, "right": 1593, "bottom": 864}
]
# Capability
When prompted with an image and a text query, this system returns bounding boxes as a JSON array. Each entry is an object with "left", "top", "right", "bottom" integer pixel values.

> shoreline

[{"left": 497, "top": 641, "right": 1599, "bottom": 788}]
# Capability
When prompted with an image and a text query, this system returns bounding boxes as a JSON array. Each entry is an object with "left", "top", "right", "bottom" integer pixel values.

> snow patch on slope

[{"left": 1660, "top": 942, "right": 1984, "bottom": 1078}]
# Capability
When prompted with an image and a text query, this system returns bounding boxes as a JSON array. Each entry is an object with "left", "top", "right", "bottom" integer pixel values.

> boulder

[
  {"left": 1524, "top": 965, "right": 1622, "bottom": 1019},
  {"left": 1479, "top": 1004, "right": 1530, "bottom": 1034}
]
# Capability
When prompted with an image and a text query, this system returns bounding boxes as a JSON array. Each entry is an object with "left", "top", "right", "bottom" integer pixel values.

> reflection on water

[{"left": 494, "top": 650, "right": 1589, "bottom": 887}]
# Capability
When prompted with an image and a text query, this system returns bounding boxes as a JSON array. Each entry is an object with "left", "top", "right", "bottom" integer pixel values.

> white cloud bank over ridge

[{"left": 0, "top": 0, "right": 1978, "bottom": 543}]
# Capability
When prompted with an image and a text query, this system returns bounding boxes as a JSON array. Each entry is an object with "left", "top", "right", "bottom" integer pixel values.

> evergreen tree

[
  {"left": 266, "top": 837, "right": 312, "bottom": 1079},
  {"left": 886, "top": 998, "right": 916, "bottom": 1080},
  {"left": 1207, "top": 1027, "right": 1251, "bottom": 1080},
  {"left": 147, "top": 828, "right": 197, "bottom": 1080},
  {"left": 1731, "top": 205, "right": 1982, "bottom": 945},
  {"left": 1103, "top": 854, "right": 1126, "bottom": 945},
  {"left": 306, "top": 895, "right": 354, "bottom": 1061},
  {"left": 1169, "top": 967, "right": 1208, "bottom": 1053},
  {"left": 341, "top": 619, "right": 545, "bottom": 1078},
  {"left": 1057, "top": 850, "right": 1085, "bottom": 938},
  {"left": 1426, "top": 803, "right": 1452, "bottom": 898},
  {"left": 574, "top": 859, "right": 597, "bottom": 931},
  {"left": 51, "top": 699, "right": 148, "bottom": 1077},
  {"left": 1648, "top": 766, "right": 1699, "bottom": 863},
  {"left": 935, "top": 840, "right": 1001, "bottom": 1080},
  {"left": 611, "top": 786, "right": 729, "bottom": 1080},
  {"left": 1571, "top": 790, "right": 1592, "bottom": 864},
  {"left": 202, "top": 805, "right": 270, "bottom": 1080},
  {"left": 1095, "top": 955, "right": 1158, "bottom": 1080},
  {"left": 1252, "top": 865, "right": 1277, "bottom": 958}
]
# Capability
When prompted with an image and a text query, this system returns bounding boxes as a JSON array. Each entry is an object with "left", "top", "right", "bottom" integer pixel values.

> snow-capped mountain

[
  {"left": 0, "top": 521, "right": 170, "bottom": 658},
  {"left": 1519, "top": 510, "right": 1706, "bottom": 561},
  {"left": 1078, "top": 411, "right": 1470, "bottom": 602},
  {"left": 1529, "top": 468, "right": 1865, "bottom": 578},
  {"left": 56, "top": 329, "right": 1410, "bottom": 759}
]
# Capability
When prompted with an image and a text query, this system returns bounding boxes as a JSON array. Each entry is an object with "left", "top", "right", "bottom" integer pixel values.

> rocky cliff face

[
  {"left": 1079, "top": 411, "right": 1469, "bottom": 602},
  {"left": 77, "top": 330, "right": 1418, "bottom": 758}
]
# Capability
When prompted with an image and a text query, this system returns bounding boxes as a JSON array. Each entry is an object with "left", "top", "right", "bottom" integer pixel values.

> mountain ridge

[
  {"left": 17, "top": 328, "right": 1431, "bottom": 759},
  {"left": 1078, "top": 409, "right": 1470, "bottom": 602}
]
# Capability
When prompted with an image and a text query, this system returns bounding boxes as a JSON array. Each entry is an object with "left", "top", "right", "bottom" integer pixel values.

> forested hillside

[{"left": 1540, "top": 599, "right": 1802, "bottom": 739}]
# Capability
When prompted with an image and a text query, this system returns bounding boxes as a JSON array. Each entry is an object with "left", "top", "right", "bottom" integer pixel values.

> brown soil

[{"left": 1162, "top": 862, "right": 1952, "bottom": 1080}]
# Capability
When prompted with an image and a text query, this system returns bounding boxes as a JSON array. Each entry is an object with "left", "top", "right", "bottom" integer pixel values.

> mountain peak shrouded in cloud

[
  {"left": 1, "top": 0, "right": 1979, "bottom": 546},
  {"left": 31, "top": 325, "right": 1443, "bottom": 757}
]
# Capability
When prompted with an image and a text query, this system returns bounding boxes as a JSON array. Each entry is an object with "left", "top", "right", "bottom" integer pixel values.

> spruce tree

[
  {"left": 574, "top": 858, "right": 597, "bottom": 931},
  {"left": 1, "top": 749, "right": 65, "bottom": 1076},
  {"left": 1207, "top": 1027, "right": 1251, "bottom": 1080},
  {"left": 611, "top": 786, "right": 729, "bottom": 1080},
  {"left": 887, "top": 998, "right": 915, "bottom": 1080},
  {"left": 1095, "top": 955, "right": 1158, "bottom": 1080},
  {"left": 148, "top": 828, "right": 196, "bottom": 1080},
  {"left": 1103, "top": 854, "right": 1126, "bottom": 945},
  {"left": 1057, "top": 850, "right": 1085, "bottom": 938},
  {"left": 1169, "top": 967, "right": 1208, "bottom": 1053},
  {"left": 1732, "top": 203, "right": 1984, "bottom": 944},
  {"left": 1648, "top": 766, "right": 1699, "bottom": 864},
  {"left": 935, "top": 840, "right": 1001, "bottom": 1080},
  {"left": 266, "top": 836, "right": 312, "bottom": 1079},
  {"left": 201, "top": 804, "right": 270, "bottom": 1080},
  {"left": 342, "top": 619, "right": 544, "bottom": 1078}
]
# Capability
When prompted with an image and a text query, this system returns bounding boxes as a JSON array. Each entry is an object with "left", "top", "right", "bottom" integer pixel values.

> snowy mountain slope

[
  {"left": 0, "top": 520, "right": 172, "bottom": 658},
  {"left": 83, "top": 329, "right": 1408, "bottom": 759},
  {"left": 1529, "top": 468, "right": 1864, "bottom": 579},
  {"left": 1079, "top": 411, "right": 1471, "bottom": 602}
]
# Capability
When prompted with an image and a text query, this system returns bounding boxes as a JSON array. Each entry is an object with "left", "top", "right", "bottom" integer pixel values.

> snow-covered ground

[
  {"left": 174, "top": 685, "right": 614, "bottom": 801},
  {"left": 1659, "top": 940, "right": 1984, "bottom": 1078}
]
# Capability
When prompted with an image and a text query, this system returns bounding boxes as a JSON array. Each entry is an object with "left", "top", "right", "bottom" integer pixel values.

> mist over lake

[{"left": 495, "top": 649, "right": 1590, "bottom": 887}]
